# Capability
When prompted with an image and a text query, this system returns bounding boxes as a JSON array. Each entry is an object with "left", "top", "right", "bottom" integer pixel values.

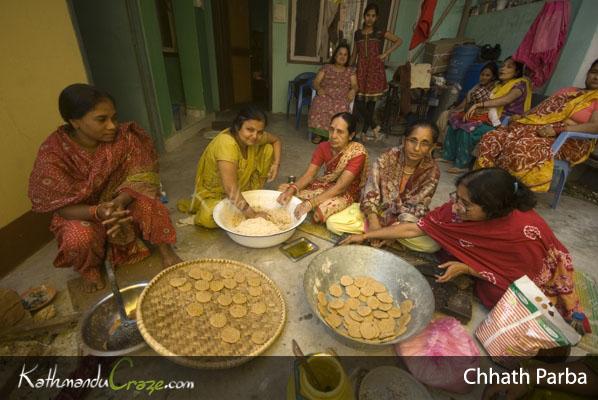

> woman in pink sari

[{"left": 29, "top": 84, "right": 181, "bottom": 292}]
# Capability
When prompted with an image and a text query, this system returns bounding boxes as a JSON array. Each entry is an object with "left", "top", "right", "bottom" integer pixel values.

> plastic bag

[
  {"left": 476, "top": 275, "right": 581, "bottom": 368},
  {"left": 395, "top": 316, "right": 480, "bottom": 394}
]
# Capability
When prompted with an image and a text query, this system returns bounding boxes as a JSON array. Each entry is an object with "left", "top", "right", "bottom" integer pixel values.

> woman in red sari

[
  {"left": 28, "top": 84, "right": 181, "bottom": 292},
  {"left": 277, "top": 112, "right": 368, "bottom": 223},
  {"left": 341, "top": 168, "right": 580, "bottom": 318}
]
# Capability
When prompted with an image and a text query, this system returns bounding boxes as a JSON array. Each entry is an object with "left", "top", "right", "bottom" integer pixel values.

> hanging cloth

[
  {"left": 513, "top": 0, "right": 570, "bottom": 88},
  {"left": 409, "top": 0, "right": 438, "bottom": 50}
]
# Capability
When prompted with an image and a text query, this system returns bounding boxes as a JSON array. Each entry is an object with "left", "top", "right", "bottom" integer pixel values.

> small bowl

[
  {"left": 79, "top": 283, "right": 148, "bottom": 356},
  {"left": 304, "top": 245, "right": 434, "bottom": 347},
  {"left": 213, "top": 189, "right": 307, "bottom": 248},
  {"left": 21, "top": 285, "right": 57, "bottom": 311}
]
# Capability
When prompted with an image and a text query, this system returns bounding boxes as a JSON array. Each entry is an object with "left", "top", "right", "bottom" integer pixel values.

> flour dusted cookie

[
  {"left": 234, "top": 271, "right": 246, "bottom": 283},
  {"left": 230, "top": 304, "right": 248, "bottom": 318},
  {"left": 196, "top": 291, "right": 212, "bottom": 303},
  {"left": 223, "top": 278, "right": 237, "bottom": 290},
  {"left": 209, "top": 313, "right": 227, "bottom": 328},
  {"left": 185, "top": 302, "right": 204, "bottom": 317},
  {"left": 251, "top": 302, "right": 267, "bottom": 315},
  {"left": 188, "top": 268, "right": 203, "bottom": 280},
  {"left": 169, "top": 277, "right": 187, "bottom": 287},
  {"left": 210, "top": 280, "right": 225, "bottom": 292},
  {"left": 359, "top": 321, "right": 380, "bottom": 340},
  {"left": 340, "top": 275, "right": 354, "bottom": 286},
  {"left": 345, "top": 285, "right": 360, "bottom": 298},
  {"left": 200, "top": 270, "right": 214, "bottom": 281},
  {"left": 400, "top": 299, "right": 414, "bottom": 314},
  {"left": 178, "top": 282, "right": 193, "bottom": 292},
  {"left": 221, "top": 327, "right": 241, "bottom": 344},
  {"left": 325, "top": 313, "right": 342, "bottom": 328},
  {"left": 194, "top": 280, "right": 210, "bottom": 291},
  {"left": 232, "top": 293, "right": 247, "bottom": 304},
  {"left": 251, "top": 331, "right": 268, "bottom": 345},
  {"left": 217, "top": 293, "right": 233, "bottom": 306},
  {"left": 328, "top": 283, "right": 343, "bottom": 297}
]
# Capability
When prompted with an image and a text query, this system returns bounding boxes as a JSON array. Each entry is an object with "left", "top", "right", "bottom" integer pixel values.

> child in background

[{"left": 351, "top": 3, "right": 402, "bottom": 141}]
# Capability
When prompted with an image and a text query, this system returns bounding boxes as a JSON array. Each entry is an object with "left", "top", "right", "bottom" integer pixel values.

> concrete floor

[{"left": 1, "top": 114, "right": 597, "bottom": 397}]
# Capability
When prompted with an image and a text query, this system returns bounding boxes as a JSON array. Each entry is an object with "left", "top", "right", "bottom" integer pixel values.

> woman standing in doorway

[{"left": 351, "top": 3, "right": 402, "bottom": 141}]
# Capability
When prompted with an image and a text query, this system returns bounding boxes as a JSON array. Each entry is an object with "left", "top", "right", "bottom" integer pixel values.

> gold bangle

[{"left": 308, "top": 199, "right": 316, "bottom": 210}]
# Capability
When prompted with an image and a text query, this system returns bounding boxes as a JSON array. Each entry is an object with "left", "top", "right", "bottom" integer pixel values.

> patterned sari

[
  {"left": 361, "top": 145, "right": 440, "bottom": 226},
  {"left": 418, "top": 202, "right": 580, "bottom": 318},
  {"left": 298, "top": 141, "right": 368, "bottom": 222},
  {"left": 28, "top": 122, "right": 176, "bottom": 283},
  {"left": 477, "top": 88, "right": 598, "bottom": 191}
]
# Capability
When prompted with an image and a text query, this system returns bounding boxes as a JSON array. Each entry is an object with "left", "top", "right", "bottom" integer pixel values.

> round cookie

[
  {"left": 346, "top": 298, "right": 360, "bottom": 310},
  {"left": 247, "top": 277, "right": 261, "bottom": 287},
  {"left": 357, "top": 305, "right": 372, "bottom": 317},
  {"left": 209, "top": 313, "right": 227, "bottom": 328},
  {"left": 234, "top": 272, "right": 246, "bottom": 283},
  {"left": 251, "top": 331, "right": 268, "bottom": 345},
  {"left": 325, "top": 313, "right": 342, "bottom": 328},
  {"left": 169, "top": 277, "right": 187, "bottom": 287},
  {"left": 251, "top": 302, "right": 267, "bottom": 315},
  {"left": 185, "top": 302, "right": 204, "bottom": 317},
  {"left": 196, "top": 291, "right": 212, "bottom": 303},
  {"left": 178, "top": 282, "right": 193, "bottom": 292},
  {"left": 200, "top": 270, "right": 213, "bottom": 281},
  {"left": 221, "top": 270, "right": 235, "bottom": 279},
  {"left": 232, "top": 293, "right": 247, "bottom": 304},
  {"left": 230, "top": 304, "right": 248, "bottom": 318},
  {"left": 221, "top": 327, "right": 241, "bottom": 344},
  {"left": 329, "top": 299, "right": 344, "bottom": 310},
  {"left": 248, "top": 286, "right": 262, "bottom": 296},
  {"left": 345, "top": 285, "right": 360, "bottom": 298},
  {"left": 187, "top": 268, "right": 203, "bottom": 280},
  {"left": 340, "top": 275, "right": 354, "bottom": 286},
  {"left": 217, "top": 293, "right": 233, "bottom": 306},
  {"left": 360, "top": 321, "right": 380, "bottom": 340},
  {"left": 210, "top": 280, "right": 225, "bottom": 292},
  {"left": 194, "top": 280, "right": 210, "bottom": 291},
  {"left": 223, "top": 278, "right": 237, "bottom": 289},
  {"left": 317, "top": 291, "right": 328, "bottom": 306},
  {"left": 366, "top": 297, "right": 380, "bottom": 310},
  {"left": 388, "top": 306, "right": 402, "bottom": 318},
  {"left": 328, "top": 283, "right": 343, "bottom": 297},
  {"left": 400, "top": 299, "right": 414, "bottom": 314},
  {"left": 377, "top": 292, "right": 393, "bottom": 304}
]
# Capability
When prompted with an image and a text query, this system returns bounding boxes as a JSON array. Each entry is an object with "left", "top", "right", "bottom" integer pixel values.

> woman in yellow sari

[
  {"left": 277, "top": 112, "right": 368, "bottom": 223},
  {"left": 179, "top": 106, "right": 282, "bottom": 227},
  {"left": 477, "top": 60, "right": 598, "bottom": 191},
  {"left": 441, "top": 57, "right": 532, "bottom": 173}
]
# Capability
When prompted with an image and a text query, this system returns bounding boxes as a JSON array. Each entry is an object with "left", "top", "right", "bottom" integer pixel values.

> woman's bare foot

[
  {"left": 82, "top": 277, "right": 106, "bottom": 293},
  {"left": 447, "top": 167, "right": 469, "bottom": 174},
  {"left": 158, "top": 244, "right": 183, "bottom": 268}
]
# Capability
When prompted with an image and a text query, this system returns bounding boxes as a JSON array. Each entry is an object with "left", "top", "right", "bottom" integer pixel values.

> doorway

[{"left": 212, "top": 0, "right": 271, "bottom": 111}]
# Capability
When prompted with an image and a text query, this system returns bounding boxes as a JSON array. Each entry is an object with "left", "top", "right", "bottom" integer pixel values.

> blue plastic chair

[
  {"left": 549, "top": 131, "right": 596, "bottom": 209},
  {"left": 286, "top": 72, "right": 316, "bottom": 129},
  {"left": 500, "top": 117, "right": 594, "bottom": 209}
]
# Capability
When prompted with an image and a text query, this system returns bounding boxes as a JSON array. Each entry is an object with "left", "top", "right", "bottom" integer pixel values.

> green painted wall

[
  {"left": 164, "top": 55, "right": 185, "bottom": 104},
  {"left": 545, "top": 0, "right": 596, "bottom": 94},
  {"left": 139, "top": 0, "right": 175, "bottom": 138},
  {"left": 71, "top": 0, "right": 152, "bottom": 132},
  {"left": 203, "top": 0, "right": 220, "bottom": 110},
  {"left": 271, "top": 0, "right": 466, "bottom": 113},
  {"left": 195, "top": 6, "right": 215, "bottom": 111},
  {"left": 172, "top": 0, "right": 205, "bottom": 111}
]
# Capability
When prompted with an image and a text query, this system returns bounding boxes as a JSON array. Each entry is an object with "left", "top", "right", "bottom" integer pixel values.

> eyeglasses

[
  {"left": 449, "top": 191, "right": 471, "bottom": 212},
  {"left": 405, "top": 137, "right": 433, "bottom": 150}
]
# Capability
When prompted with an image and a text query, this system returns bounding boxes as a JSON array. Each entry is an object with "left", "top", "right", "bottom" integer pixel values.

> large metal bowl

[
  {"left": 79, "top": 283, "right": 148, "bottom": 356},
  {"left": 304, "top": 245, "right": 434, "bottom": 347},
  {"left": 213, "top": 189, "right": 307, "bottom": 248}
]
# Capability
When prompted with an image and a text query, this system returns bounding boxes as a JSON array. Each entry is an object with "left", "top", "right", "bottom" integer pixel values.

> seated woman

[
  {"left": 340, "top": 168, "right": 580, "bottom": 318},
  {"left": 442, "top": 57, "right": 531, "bottom": 174},
  {"left": 476, "top": 59, "right": 598, "bottom": 192},
  {"left": 436, "top": 62, "right": 498, "bottom": 147},
  {"left": 277, "top": 112, "right": 368, "bottom": 222},
  {"left": 179, "top": 106, "right": 281, "bottom": 227},
  {"left": 28, "top": 84, "right": 181, "bottom": 292},
  {"left": 308, "top": 44, "right": 358, "bottom": 144},
  {"left": 327, "top": 121, "right": 440, "bottom": 252}
]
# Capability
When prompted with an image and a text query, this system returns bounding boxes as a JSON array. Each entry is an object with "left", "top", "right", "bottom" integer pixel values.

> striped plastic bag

[{"left": 475, "top": 275, "right": 581, "bottom": 368}]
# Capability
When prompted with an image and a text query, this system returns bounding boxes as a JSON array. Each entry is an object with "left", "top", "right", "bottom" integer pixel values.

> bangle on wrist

[
  {"left": 308, "top": 199, "right": 316, "bottom": 210},
  {"left": 89, "top": 205, "right": 101, "bottom": 222},
  {"left": 289, "top": 184, "right": 298, "bottom": 194}
]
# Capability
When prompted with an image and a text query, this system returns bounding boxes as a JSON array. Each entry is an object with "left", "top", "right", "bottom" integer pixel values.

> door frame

[{"left": 211, "top": 0, "right": 235, "bottom": 110}]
